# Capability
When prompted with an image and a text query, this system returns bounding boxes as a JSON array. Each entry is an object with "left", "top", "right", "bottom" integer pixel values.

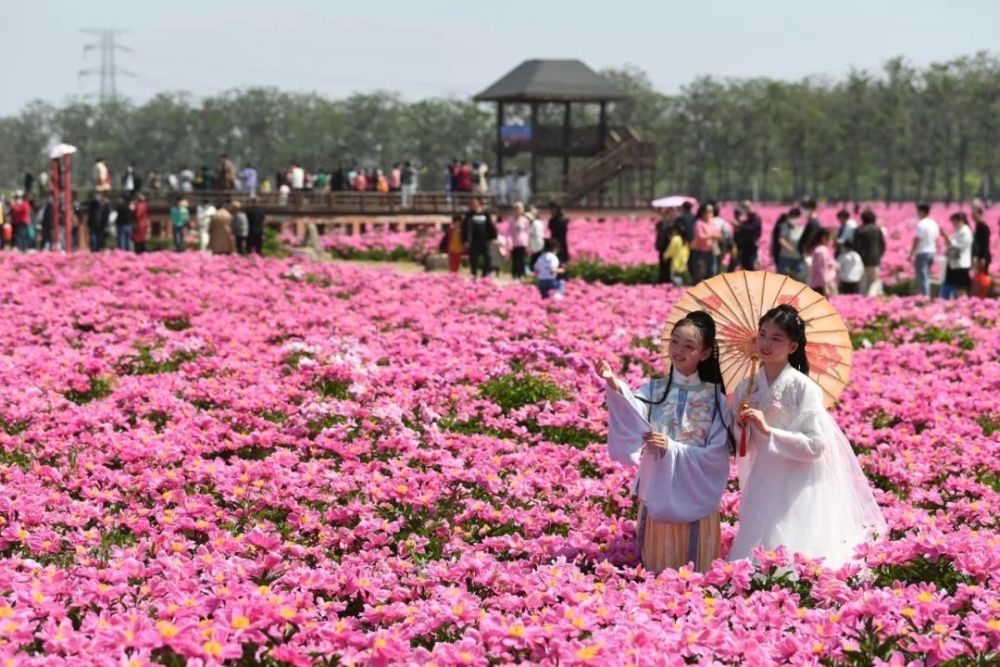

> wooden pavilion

[{"left": 474, "top": 59, "right": 656, "bottom": 207}]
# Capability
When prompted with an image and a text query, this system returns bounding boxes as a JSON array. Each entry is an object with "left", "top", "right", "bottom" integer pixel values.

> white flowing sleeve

[
  {"left": 638, "top": 393, "right": 731, "bottom": 523},
  {"left": 605, "top": 380, "right": 652, "bottom": 466},
  {"left": 762, "top": 382, "right": 826, "bottom": 462}
]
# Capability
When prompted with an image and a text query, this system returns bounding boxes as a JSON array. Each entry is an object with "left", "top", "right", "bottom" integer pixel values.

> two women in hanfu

[{"left": 597, "top": 306, "right": 886, "bottom": 573}]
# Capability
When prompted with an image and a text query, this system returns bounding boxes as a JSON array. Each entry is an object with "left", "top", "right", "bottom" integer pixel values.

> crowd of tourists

[
  {"left": 650, "top": 198, "right": 993, "bottom": 299},
  {"left": 1, "top": 166, "right": 995, "bottom": 299},
  {"left": 0, "top": 188, "right": 270, "bottom": 255}
]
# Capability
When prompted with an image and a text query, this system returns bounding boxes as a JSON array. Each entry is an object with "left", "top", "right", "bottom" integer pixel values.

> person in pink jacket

[
  {"left": 808, "top": 228, "right": 838, "bottom": 296},
  {"left": 690, "top": 203, "right": 722, "bottom": 284},
  {"left": 506, "top": 201, "right": 531, "bottom": 281}
]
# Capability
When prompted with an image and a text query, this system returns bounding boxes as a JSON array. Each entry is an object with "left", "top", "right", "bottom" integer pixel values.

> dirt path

[{"left": 330, "top": 257, "right": 517, "bottom": 284}]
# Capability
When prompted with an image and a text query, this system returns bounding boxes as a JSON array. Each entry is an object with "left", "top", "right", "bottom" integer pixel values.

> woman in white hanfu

[
  {"left": 730, "top": 304, "right": 886, "bottom": 569},
  {"left": 596, "top": 311, "right": 734, "bottom": 573}
]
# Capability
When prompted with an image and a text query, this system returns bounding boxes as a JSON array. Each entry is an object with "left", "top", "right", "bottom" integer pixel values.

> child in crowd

[
  {"left": 533, "top": 238, "right": 564, "bottom": 299},
  {"left": 662, "top": 224, "right": 690, "bottom": 287},
  {"left": 439, "top": 214, "right": 465, "bottom": 274},
  {"left": 837, "top": 239, "right": 863, "bottom": 295},
  {"left": 808, "top": 228, "right": 838, "bottom": 296}
]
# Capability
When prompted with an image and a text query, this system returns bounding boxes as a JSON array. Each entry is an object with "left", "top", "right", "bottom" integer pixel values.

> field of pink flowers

[{"left": 0, "top": 252, "right": 997, "bottom": 665}]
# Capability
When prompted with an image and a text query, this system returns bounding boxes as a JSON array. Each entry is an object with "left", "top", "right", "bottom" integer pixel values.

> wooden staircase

[{"left": 562, "top": 127, "right": 656, "bottom": 206}]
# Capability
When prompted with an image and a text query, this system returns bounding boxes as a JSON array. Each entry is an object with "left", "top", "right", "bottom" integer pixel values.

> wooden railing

[{"left": 122, "top": 190, "right": 497, "bottom": 217}]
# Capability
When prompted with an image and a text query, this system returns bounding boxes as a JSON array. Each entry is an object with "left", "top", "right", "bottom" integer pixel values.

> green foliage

[
  {"left": 478, "top": 373, "right": 566, "bottom": 413},
  {"left": 565, "top": 260, "right": 660, "bottom": 286},
  {"left": 976, "top": 413, "right": 999, "bottom": 437},
  {"left": 64, "top": 375, "right": 113, "bottom": 405},
  {"left": 312, "top": 377, "right": 353, "bottom": 400},
  {"left": 0, "top": 416, "right": 30, "bottom": 436},
  {"left": 163, "top": 316, "right": 192, "bottom": 331},
  {"left": 0, "top": 446, "right": 32, "bottom": 470},
  {"left": 116, "top": 345, "right": 200, "bottom": 375},
  {"left": 330, "top": 246, "right": 416, "bottom": 262},
  {"left": 871, "top": 555, "right": 977, "bottom": 595},
  {"left": 262, "top": 227, "right": 288, "bottom": 258}
]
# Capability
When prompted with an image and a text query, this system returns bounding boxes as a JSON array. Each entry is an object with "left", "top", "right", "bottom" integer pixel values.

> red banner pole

[
  {"left": 63, "top": 155, "right": 73, "bottom": 251},
  {"left": 50, "top": 159, "right": 60, "bottom": 250}
]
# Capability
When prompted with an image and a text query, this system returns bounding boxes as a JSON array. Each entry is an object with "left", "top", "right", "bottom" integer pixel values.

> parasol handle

[{"left": 738, "top": 357, "right": 759, "bottom": 457}]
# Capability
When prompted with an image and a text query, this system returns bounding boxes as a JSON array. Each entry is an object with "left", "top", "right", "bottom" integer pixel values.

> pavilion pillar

[
  {"left": 496, "top": 102, "right": 505, "bottom": 177},
  {"left": 530, "top": 102, "right": 539, "bottom": 197},
  {"left": 598, "top": 101, "right": 608, "bottom": 148},
  {"left": 562, "top": 101, "right": 571, "bottom": 191}
]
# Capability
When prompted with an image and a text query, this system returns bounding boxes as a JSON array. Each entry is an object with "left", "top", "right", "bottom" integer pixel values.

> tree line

[{"left": 1, "top": 51, "right": 997, "bottom": 203}]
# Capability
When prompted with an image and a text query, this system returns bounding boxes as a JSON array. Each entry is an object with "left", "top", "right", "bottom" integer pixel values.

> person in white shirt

[
  {"left": 527, "top": 207, "right": 547, "bottom": 268},
  {"left": 837, "top": 240, "right": 864, "bottom": 294},
  {"left": 195, "top": 201, "right": 216, "bottom": 252},
  {"left": 909, "top": 203, "right": 939, "bottom": 297},
  {"left": 289, "top": 163, "right": 305, "bottom": 190},
  {"left": 940, "top": 212, "right": 973, "bottom": 299},
  {"left": 835, "top": 209, "right": 858, "bottom": 256},
  {"left": 533, "top": 239, "right": 564, "bottom": 299}
]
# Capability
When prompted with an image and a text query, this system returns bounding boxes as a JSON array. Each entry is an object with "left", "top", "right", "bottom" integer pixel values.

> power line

[{"left": 79, "top": 28, "right": 135, "bottom": 103}]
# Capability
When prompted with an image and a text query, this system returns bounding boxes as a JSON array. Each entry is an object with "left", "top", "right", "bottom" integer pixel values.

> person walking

[
  {"left": 170, "top": 197, "right": 190, "bottom": 252},
  {"left": 655, "top": 208, "right": 677, "bottom": 284},
  {"left": 776, "top": 208, "right": 805, "bottom": 279},
  {"left": 939, "top": 212, "right": 973, "bottom": 299},
  {"left": 401, "top": 161, "right": 418, "bottom": 207},
  {"left": 208, "top": 202, "right": 236, "bottom": 255},
  {"left": 439, "top": 215, "right": 465, "bottom": 273},
  {"left": 797, "top": 198, "right": 821, "bottom": 258},
  {"left": 9, "top": 192, "right": 31, "bottom": 252},
  {"left": 834, "top": 208, "right": 857, "bottom": 257},
  {"left": 506, "top": 202, "right": 530, "bottom": 280},
  {"left": 219, "top": 154, "right": 236, "bottom": 190},
  {"left": 527, "top": 206, "right": 547, "bottom": 270},
  {"left": 460, "top": 197, "right": 496, "bottom": 278},
  {"left": 971, "top": 205, "right": 991, "bottom": 277},
  {"left": 232, "top": 200, "right": 249, "bottom": 255},
  {"left": 88, "top": 193, "right": 111, "bottom": 252},
  {"left": 132, "top": 194, "right": 150, "bottom": 253},
  {"left": 246, "top": 196, "right": 266, "bottom": 255},
  {"left": 115, "top": 196, "right": 135, "bottom": 251},
  {"left": 853, "top": 208, "right": 886, "bottom": 297},
  {"left": 689, "top": 203, "right": 721, "bottom": 284},
  {"left": 40, "top": 195, "right": 54, "bottom": 250},
  {"left": 909, "top": 202, "right": 939, "bottom": 297},
  {"left": 240, "top": 163, "right": 258, "bottom": 195},
  {"left": 733, "top": 201, "right": 762, "bottom": 270},
  {"left": 196, "top": 201, "right": 216, "bottom": 252},
  {"left": 548, "top": 202, "right": 569, "bottom": 266}
]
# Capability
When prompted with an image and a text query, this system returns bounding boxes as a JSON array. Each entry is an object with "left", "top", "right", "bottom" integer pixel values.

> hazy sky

[{"left": 6, "top": 0, "right": 997, "bottom": 115}]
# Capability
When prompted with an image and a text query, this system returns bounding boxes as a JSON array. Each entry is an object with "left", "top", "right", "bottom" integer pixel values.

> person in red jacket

[
  {"left": 9, "top": 192, "right": 32, "bottom": 252},
  {"left": 132, "top": 194, "right": 150, "bottom": 253}
]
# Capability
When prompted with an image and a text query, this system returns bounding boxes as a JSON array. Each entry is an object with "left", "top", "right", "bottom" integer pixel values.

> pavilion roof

[{"left": 474, "top": 59, "right": 627, "bottom": 103}]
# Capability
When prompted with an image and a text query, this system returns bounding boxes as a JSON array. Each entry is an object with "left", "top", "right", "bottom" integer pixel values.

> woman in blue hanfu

[{"left": 595, "top": 311, "right": 734, "bottom": 573}]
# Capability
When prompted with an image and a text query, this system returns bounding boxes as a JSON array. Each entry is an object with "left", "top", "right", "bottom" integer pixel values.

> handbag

[{"left": 972, "top": 270, "right": 992, "bottom": 298}]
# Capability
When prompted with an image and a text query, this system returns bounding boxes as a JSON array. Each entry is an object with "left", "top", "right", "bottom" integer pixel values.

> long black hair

[
  {"left": 637, "top": 310, "right": 735, "bottom": 451},
  {"left": 759, "top": 304, "right": 810, "bottom": 375}
]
